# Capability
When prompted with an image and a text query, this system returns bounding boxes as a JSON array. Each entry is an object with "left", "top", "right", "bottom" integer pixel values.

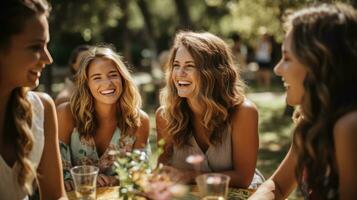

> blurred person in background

[
  {"left": 55, "top": 45, "right": 91, "bottom": 106},
  {"left": 254, "top": 27, "right": 273, "bottom": 89}
]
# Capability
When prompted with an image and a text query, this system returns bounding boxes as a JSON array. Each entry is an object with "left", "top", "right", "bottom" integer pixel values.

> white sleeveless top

[{"left": 0, "top": 91, "right": 45, "bottom": 200}]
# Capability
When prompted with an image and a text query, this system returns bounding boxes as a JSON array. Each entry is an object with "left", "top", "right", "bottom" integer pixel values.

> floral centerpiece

[{"left": 112, "top": 139, "right": 188, "bottom": 200}]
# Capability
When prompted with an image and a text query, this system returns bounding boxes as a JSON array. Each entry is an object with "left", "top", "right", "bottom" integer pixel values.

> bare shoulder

[
  {"left": 154, "top": 106, "right": 163, "bottom": 121},
  {"left": 56, "top": 102, "right": 75, "bottom": 144},
  {"left": 334, "top": 111, "right": 357, "bottom": 138},
  {"left": 232, "top": 98, "right": 258, "bottom": 119},
  {"left": 155, "top": 106, "right": 165, "bottom": 117},
  {"left": 34, "top": 91, "right": 55, "bottom": 110},
  {"left": 137, "top": 109, "right": 150, "bottom": 132},
  {"left": 56, "top": 102, "right": 74, "bottom": 121},
  {"left": 139, "top": 109, "right": 150, "bottom": 122},
  {"left": 155, "top": 106, "right": 169, "bottom": 138}
]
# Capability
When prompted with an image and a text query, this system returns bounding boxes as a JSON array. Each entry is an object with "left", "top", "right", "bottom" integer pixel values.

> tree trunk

[{"left": 173, "top": 0, "right": 193, "bottom": 29}]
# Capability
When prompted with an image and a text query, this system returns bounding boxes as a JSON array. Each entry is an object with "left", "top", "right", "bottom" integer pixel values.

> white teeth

[
  {"left": 100, "top": 89, "right": 115, "bottom": 95},
  {"left": 178, "top": 81, "right": 191, "bottom": 85}
]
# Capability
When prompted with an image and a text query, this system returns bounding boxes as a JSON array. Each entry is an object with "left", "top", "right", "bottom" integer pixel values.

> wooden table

[{"left": 67, "top": 186, "right": 254, "bottom": 200}]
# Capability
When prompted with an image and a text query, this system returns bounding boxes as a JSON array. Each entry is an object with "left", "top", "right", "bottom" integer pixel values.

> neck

[
  {"left": 187, "top": 98, "right": 205, "bottom": 118},
  {"left": 94, "top": 102, "right": 117, "bottom": 125}
]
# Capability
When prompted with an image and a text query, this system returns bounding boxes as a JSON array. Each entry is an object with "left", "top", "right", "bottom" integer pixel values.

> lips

[
  {"left": 100, "top": 89, "right": 115, "bottom": 95},
  {"left": 29, "top": 69, "right": 41, "bottom": 77},
  {"left": 177, "top": 80, "right": 191, "bottom": 87}
]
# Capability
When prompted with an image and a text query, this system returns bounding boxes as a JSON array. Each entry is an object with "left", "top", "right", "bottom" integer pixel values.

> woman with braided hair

[{"left": 0, "top": 0, "right": 66, "bottom": 199}]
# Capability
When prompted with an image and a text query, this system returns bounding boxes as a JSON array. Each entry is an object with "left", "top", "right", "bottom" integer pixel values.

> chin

[
  {"left": 26, "top": 80, "right": 39, "bottom": 89},
  {"left": 286, "top": 97, "right": 300, "bottom": 106}
]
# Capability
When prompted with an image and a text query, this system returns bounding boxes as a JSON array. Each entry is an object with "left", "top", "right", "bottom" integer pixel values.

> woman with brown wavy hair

[
  {"left": 156, "top": 31, "right": 264, "bottom": 188},
  {"left": 57, "top": 46, "right": 149, "bottom": 191},
  {"left": 250, "top": 3, "right": 357, "bottom": 200},
  {"left": 0, "top": 0, "right": 66, "bottom": 199}
]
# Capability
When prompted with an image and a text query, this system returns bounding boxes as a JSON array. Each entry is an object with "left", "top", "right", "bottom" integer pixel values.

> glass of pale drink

[
  {"left": 70, "top": 165, "right": 99, "bottom": 200},
  {"left": 196, "top": 173, "right": 230, "bottom": 200}
]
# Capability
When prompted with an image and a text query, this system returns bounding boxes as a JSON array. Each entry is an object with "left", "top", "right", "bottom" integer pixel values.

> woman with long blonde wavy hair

[
  {"left": 156, "top": 31, "right": 264, "bottom": 188},
  {"left": 249, "top": 3, "right": 357, "bottom": 200},
  {"left": 57, "top": 45, "right": 149, "bottom": 191},
  {"left": 0, "top": 0, "right": 66, "bottom": 199}
]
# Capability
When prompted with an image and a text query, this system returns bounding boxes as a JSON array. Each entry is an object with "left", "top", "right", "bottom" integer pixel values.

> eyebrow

[
  {"left": 173, "top": 60, "right": 195, "bottom": 64},
  {"left": 90, "top": 73, "right": 101, "bottom": 78},
  {"left": 108, "top": 70, "right": 119, "bottom": 74}
]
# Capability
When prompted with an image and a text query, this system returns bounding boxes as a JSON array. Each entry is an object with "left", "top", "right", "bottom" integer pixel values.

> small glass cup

[
  {"left": 70, "top": 165, "right": 99, "bottom": 200},
  {"left": 195, "top": 173, "right": 230, "bottom": 200}
]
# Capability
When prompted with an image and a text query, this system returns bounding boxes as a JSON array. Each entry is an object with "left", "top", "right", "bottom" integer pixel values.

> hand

[
  {"left": 145, "top": 181, "right": 173, "bottom": 200},
  {"left": 248, "top": 179, "right": 275, "bottom": 200},
  {"left": 64, "top": 180, "right": 74, "bottom": 192},
  {"left": 96, "top": 174, "right": 119, "bottom": 187},
  {"left": 161, "top": 165, "right": 195, "bottom": 183}
]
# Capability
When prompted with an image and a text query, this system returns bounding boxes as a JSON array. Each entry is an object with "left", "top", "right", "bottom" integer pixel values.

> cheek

[{"left": 87, "top": 81, "right": 98, "bottom": 94}]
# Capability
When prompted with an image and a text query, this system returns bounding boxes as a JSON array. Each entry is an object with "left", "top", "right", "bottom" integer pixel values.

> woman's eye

[
  {"left": 110, "top": 73, "right": 119, "bottom": 77},
  {"left": 30, "top": 45, "right": 42, "bottom": 51}
]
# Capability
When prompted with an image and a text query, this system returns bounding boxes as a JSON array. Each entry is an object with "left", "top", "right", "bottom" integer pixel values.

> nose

[
  {"left": 176, "top": 67, "right": 187, "bottom": 77},
  {"left": 41, "top": 46, "right": 53, "bottom": 65},
  {"left": 273, "top": 60, "right": 283, "bottom": 76}
]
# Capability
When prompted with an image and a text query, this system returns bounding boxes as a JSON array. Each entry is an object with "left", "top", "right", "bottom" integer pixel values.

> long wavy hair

[
  {"left": 160, "top": 31, "right": 246, "bottom": 148},
  {"left": 70, "top": 46, "right": 142, "bottom": 138},
  {"left": 286, "top": 3, "right": 357, "bottom": 198},
  {"left": 0, "top": 0, "right": 50, "bottom": 194}
]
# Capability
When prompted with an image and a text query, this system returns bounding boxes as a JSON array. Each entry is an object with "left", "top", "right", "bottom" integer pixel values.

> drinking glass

[
  {"left": 70, "top": 165, "right": 99, "bottom": 200},
  {"left": 196, "top": 173, "right": 230, "bottom": 200}
]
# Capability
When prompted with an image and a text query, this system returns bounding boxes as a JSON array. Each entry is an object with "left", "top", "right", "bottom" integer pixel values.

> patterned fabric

[
  {"left": 60, "top": 128, "right": 136, "bottom": 183},
  {"left": 0, "top": 91, "right": 44, "bottom": 200}
]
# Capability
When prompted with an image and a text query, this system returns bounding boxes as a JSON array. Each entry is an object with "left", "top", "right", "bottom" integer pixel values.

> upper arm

[
  {"left": 155, "top": 107, "right": 172, "bottom": 163},
  {"left": 56, "top": 102, "right": 75, "bottom": 144},
  {"left": 334, "top": 111, "right": 357, "bottom": 199},
  {"left": 155, "top": 107, "right": 168, "bottom": 140},
  {"left": 133, "top": 110, "right": 150, "bottom": 149},
  {"left": 55, "top": 90, "right": 70, "bottom": 106},
  {"left": 35, "top": 92, "right": 66, "bottom": 199},
  {"left": 231, "top": 99, "right": 259, "bottom": 186}
]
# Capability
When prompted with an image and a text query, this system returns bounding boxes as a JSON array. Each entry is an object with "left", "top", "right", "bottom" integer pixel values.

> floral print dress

[{"left": 60, "top": 128, "right": 136, "bottom": 187}]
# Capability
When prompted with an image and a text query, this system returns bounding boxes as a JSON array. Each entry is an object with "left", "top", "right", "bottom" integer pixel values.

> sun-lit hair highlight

[
  {"left": 160, "top": 31, "right": 245, "bottom": 148},
  {"left": 70, "top": 46, "right": 142, "bottom": 138}
]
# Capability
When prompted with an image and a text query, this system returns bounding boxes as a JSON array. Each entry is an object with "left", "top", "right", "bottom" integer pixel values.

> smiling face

[
  {"left": 0, "top": 14, "right": 52, "bottom": 89},
  {"left": 171, "top": 45, "right": 200, "bottom": 99},
  {"left": 274, "top": 31, "right": 307, "bottom": 106},
  {"left": 87, "top": 58, "right": 123, "bottom": 105}
]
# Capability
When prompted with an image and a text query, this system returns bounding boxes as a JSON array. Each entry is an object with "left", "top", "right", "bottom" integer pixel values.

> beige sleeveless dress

[
  {"left": 169, "top": 131, "right": 264, "bottom": 188},
  {"left": 0, "top": 92, "right": 45, "bottom": 200}
]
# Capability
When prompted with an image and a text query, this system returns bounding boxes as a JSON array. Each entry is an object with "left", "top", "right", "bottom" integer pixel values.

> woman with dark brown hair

[
  {"left": 156, "top": 31, "right": 264, "bottom": 188},
  {"left": 0, "top": 0, "right": 66, "bottom": 199},
  {"left": 250, "top": 3, "right": 357, "bottom": 199}
]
